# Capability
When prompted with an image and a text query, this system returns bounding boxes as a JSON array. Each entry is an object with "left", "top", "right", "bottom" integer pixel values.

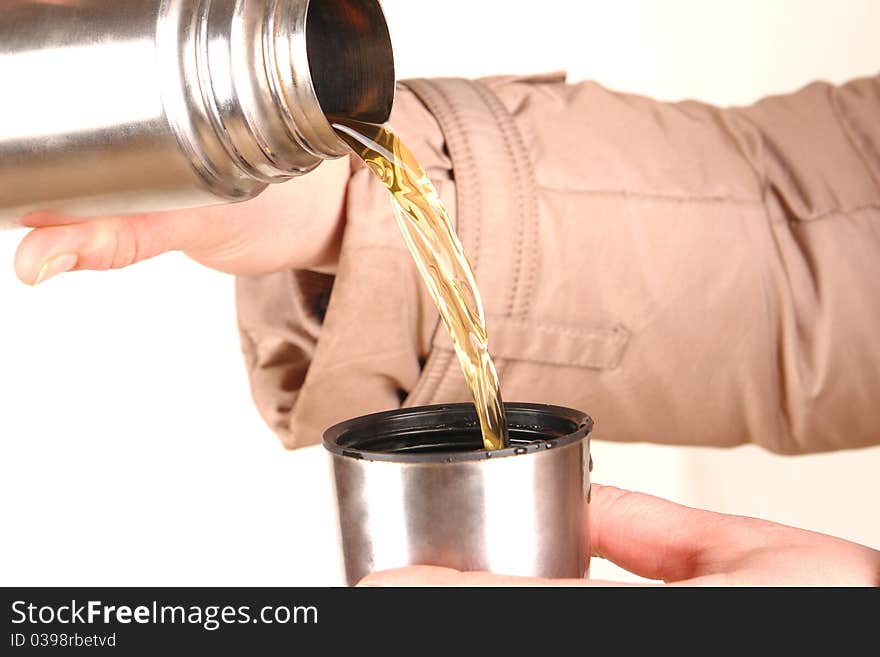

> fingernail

[{"left": 33, "top": 253, "right": 78, "bottom": 286}]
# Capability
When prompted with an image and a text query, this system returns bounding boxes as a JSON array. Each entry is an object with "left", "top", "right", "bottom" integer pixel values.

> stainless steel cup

[
  {"left": 0, "top": 0, "right": 395, "bottom": 225},
  {"left": 324, "top": 403, "right": 593, "bottom": 586}
]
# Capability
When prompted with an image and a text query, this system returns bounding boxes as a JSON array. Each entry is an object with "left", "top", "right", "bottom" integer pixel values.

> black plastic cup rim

[{"left": 323, "top": 402, "right": 593, "bottom": 464}]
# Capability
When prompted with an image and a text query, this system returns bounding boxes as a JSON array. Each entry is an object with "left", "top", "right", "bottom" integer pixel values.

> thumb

[{"left": 14, "top": 210, "right": 209, "bottom": 285}]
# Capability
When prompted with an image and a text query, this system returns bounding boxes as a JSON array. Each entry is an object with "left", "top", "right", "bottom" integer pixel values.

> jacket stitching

[
  {"left": 471, "top": 80, "right": 529, "bottom": 319},
  {"left": 424, "top": 80, "right": 482, "bottom": 405},
  {"left": 488, "top": 319, "right": 628, "bottom": 338},
  {"left": 429, "top": 350, "right": 456, "bottom": 405},
  {"left": 474, "top": 79, "right": 541, "bottom": 320},
  {"left": 403, "top": 80, "right": 482, "bottom": 405},
  {"left": 788, "top": 203, "right": 880, "bottom": 224},
  {"left": 423, "top": 80, "right": 483, "bottom": 272},
  {"left": 712, "top": 107, "right": 790, "bottom": 451},
  {"left": 538, "top": 186, "right": 762, "bottom": 204}
]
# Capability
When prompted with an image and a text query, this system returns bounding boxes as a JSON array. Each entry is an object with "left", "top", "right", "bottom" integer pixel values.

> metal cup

[{"left": 324, "top": 403, "right": 593, "bottom": 586}]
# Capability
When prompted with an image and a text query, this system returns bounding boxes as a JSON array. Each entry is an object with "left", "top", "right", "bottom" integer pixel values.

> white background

[{"left": 1, "top": 0, "right": 878, "bottom": 586}]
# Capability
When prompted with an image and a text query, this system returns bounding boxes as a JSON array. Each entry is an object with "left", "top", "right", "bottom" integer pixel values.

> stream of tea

[{"left": 333, "top": 119, "right": 509, "bottom": 451}]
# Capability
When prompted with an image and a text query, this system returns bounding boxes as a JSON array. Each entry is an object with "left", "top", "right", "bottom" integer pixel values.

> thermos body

[
  {"left": 324, "top": 404, "right": 593, "bottom": 586},
  {"left": 0, "top": 0, "right": 394, "bottom": 224}
]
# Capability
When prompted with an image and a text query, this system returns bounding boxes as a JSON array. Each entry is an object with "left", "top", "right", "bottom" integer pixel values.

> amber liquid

[{"left": 333, "top": 119, "right": 509, "bottom": 451}]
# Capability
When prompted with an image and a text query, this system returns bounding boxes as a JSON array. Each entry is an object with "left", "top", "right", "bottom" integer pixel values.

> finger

[
  {"left": 589, "top": 484, "right": 738, "bottom": 583},
  {"left": 357, "top": 566, "right": 651, "bottom": 587},
  {"left": 13, "top": 211, "right": 209, "bottom": 285},
  {"left": 14, "top": 157, "right": 351, "bottom": 281}
]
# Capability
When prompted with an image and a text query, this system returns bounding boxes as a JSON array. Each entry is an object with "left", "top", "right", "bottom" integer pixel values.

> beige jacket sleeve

[{"left": 236, "top": 72, "right": 880, "bottom": 455}]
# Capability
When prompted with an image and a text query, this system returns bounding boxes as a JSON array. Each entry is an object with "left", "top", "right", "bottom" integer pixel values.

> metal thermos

[
  {"left": 0, "top": 0, "right": 395, "bottom": 225},
  {"left": 324, "top": 403, "right": 593, "bottom": 586}
]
